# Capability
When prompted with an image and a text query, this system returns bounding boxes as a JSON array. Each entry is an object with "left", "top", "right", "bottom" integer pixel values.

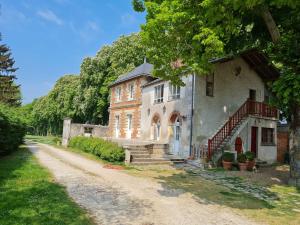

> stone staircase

[{"left": 124, "top": 144, "right": 185, "bottom": 165}]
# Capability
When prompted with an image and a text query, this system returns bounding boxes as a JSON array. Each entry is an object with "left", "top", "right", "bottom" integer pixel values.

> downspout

[{"left": 189, "top": 73, "right": 195, "bottom": 156}]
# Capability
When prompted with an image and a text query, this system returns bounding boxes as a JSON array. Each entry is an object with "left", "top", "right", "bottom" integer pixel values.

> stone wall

[{"left": 62, "top": 118, "right": 108, "bottom": 146}]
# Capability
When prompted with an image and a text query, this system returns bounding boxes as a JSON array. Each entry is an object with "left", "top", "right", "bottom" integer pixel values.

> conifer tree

[{"left": 0, "top": 36, "right": 21, "bottom": 106}]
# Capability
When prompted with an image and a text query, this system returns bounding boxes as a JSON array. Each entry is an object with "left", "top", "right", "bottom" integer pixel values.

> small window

[
  {"left": 154, "top": 84, "right": 164, "bottom": 104},
  {"left": 249, "top": 89, "right": 256, "bottom": 101},
  {"left": 115, "top": 87, "right": 121, "bottom": 102},
  {"left": 261, "top": 128, "right": 274, "bottom": 145},
  {"left": 169, "top": 83, "right": 180, "bottom": 100},
  {"left": 128, "top": 83, "right": 134, "bottom": 100},
  {"left": 206, "top": 73, "right": 214, "bottom": 97}
]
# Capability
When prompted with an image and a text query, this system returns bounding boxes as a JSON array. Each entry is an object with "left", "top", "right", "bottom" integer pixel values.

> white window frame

[
  {"left": 128, "top": 83, "right": 134, "bottom": 100},
  {"left": 115, "top": 87, "right": 122, "bottom": 102},
  {"left": 154, "top": 84, "right": 164, "bottom": 104},
  {"left": 127, "top": 114, "right": 132, "bottom": 138},
  {"left": 115, "top": 115, "right": 120, "bottom": 138},
  {"left": 169, "top": 83, "right": 180, "bottom": 101}
]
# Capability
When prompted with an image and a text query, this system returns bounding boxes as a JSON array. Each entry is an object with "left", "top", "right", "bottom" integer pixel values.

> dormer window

[
  {"left": 128, "top": 83, "right": 134, "bottom": 100},
  {"left": 115, "top": 87, "right": 121, "bottom": 102}
]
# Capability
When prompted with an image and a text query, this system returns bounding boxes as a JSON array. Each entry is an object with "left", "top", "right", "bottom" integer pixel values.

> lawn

[
  {"left": 0, "top": 147, "right": 94, "bottom": 225},
  {"left": 126, "top": 165, "right": 300, "bottom": 225}
]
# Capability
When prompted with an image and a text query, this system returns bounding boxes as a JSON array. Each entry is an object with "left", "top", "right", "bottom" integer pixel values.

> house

[
  {"left": 107, "top": 50, "right": 280, "bottom": 164},
  {"left": 140, "top": 76, "right": 194, "bottom": 158},
  {"left": 107, "top": 61, "right": 155, "bottom": 143}
]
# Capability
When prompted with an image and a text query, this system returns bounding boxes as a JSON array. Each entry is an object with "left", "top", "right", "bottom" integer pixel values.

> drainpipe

[{"left": 189, "top": 73, "right": 195, "bottom": 156}]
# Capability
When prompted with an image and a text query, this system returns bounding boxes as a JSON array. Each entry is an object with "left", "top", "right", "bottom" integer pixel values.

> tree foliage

[
  {"left": 0, "top": 38, "right": 21, "bottom": 106},
  {"left": 133, "top": 0, "right": 300, "bottom": 116},
  {"left": 25, "top": 33, "right": 146, "bottom": 135}
]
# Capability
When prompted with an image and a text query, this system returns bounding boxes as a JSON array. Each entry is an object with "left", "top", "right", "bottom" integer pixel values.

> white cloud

[{"left": 37, "top": 9, "right": 63, "bottom": 26}]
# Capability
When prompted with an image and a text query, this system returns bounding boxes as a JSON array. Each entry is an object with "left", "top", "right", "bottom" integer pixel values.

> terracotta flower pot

[
  {"left": 246, "top": 160, "right": 256, "bottom": 171},
  {"left": 222, "top": 160, "right": 233, "bottom": 170},
  {"left": 238, "top": 162, "right": 247, "bottom": 171}
]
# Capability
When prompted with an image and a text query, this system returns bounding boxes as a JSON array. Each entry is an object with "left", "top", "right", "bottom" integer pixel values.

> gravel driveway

[{"left": 27, "top": 142, "right": 259, "bottom": 225}]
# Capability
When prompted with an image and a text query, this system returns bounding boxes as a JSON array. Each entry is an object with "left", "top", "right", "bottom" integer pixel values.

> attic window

[
  {"left": 115, "top": 87, "right": 121, "bottom": 102},
  {"left": 206, "top": 73, "right": 214, "bottom": 97}
]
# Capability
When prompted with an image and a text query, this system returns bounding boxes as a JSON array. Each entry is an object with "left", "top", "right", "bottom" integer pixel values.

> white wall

[
  {"left": 141, "top": 76, "right": 194, "bottom": 157},
  {"left": 193, "top": 57, "right": 265, "bottom": 144}
]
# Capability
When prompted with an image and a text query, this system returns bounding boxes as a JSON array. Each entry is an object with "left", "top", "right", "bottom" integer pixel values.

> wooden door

[{"left": 251, "top": 127, "right": 258, "bottom": 156}]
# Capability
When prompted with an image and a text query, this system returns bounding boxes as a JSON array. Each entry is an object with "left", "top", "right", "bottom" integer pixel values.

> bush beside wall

[
  {"left": 68, "top": 136, "right": 125, "bottom": 162},
  {"left": 0, "top": 104, "right": 26, "bottom": 155}
]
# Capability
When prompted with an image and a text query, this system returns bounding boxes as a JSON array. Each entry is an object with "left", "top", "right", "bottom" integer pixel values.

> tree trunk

[
  {"left": 289, "top": 104, "right": 300, "bottom": 187},
  {"left": 261, "top": 8, "right": 281, "bottom": 43},
  {"left": 261, "top": 8, "right": 300, "bottom": 186}
]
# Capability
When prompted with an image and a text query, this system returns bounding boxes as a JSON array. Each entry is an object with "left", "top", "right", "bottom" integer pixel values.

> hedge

[
  {"left": 0, "top": 104, "right": 26, "bottom": 155},
  {"left": 68, "top": 136, "right": 125, "bottom": 162}
]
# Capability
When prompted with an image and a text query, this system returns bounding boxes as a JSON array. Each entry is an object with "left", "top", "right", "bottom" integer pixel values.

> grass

[
  {"left": 26, "top": 135, "right": 62, "bottom": 146},
  {"left": 0, "top": 147, "right": 94, "bottom": 225},
  {"left": 126, "top": 165, "right": 300, "bottom": 225}
]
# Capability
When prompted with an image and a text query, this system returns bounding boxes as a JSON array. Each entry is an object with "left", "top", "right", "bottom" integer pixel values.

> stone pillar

[{"left": 62, "top": 118, "right": 72, "bottom": 147}]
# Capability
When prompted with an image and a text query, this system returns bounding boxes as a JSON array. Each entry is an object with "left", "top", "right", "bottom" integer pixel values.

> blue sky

[{"left": 0, "top": 0, "right": 145, "bottom": 104}]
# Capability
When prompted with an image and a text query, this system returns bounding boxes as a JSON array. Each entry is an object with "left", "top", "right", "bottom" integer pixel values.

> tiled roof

[{"left": 110, "top": 62, "right": 154, "bottom": 86}]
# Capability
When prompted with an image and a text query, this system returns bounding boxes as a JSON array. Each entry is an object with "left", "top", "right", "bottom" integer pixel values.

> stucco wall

[
  {"left": 141, "top": 76, "right": 193, "bottom": 157},
  {"left": 193, "top": 57, "right": 266, "bottom": 144},
  {"left": 228, "top": 117, "right": 278, "bottom": 163}
]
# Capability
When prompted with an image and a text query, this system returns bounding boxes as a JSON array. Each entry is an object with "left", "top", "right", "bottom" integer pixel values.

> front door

[
  {"left": 251, "top": 127, "right": 258, "bottom": 157},
  {"left": 173, "top": 117, "right": 181, "bottom": 155}
]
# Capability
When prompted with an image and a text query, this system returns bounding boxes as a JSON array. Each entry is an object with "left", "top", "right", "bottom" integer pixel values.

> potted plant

[
  {"left": 237, "top": 153, "right": 247, "bottom": 171},
  {"left": 245, "top": 151, "right": 255, "bottom": 171},
  {"left": 222, "top": 152, "right": 234, "bottom": 170}
]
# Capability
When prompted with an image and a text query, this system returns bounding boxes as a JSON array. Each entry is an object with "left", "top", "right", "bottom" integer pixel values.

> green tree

[
  {"left": 0, "top": 38, "right": 21, "bottom": 106},
  {"left": 28, "top": 75, "right": 80, "bottom": 135},
  {"left": 133, "top": 0, "right": 300, "bottom": 183},
  {"left": 77, "top": 33, "right": 146, "bottom": 124}
]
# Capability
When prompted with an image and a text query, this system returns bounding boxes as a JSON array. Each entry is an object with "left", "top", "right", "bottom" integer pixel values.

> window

[
  {"left": 127, "top": 114, "right": 132, "bottom": 131},
  {"left": 169, "top": 84, "right": 180, "bottom": 100},
  {"left": 154, "top": 84, "right": 164, "bottom": 104},
  {"left": 261, "top": 128, "right": 274, "bottom": 145},
  {"left": 206, "top": 73, "right": 214, "bottom": 97},
  {"left": 115, "top": 115, "right": 120, "bottom": 137},
  {"left": 128, "top": 83, "right": 134, "bottom": 100},
  {"left": 115, "top": 87, "right": 121, "bottom": 102},
  {"left": 249, "top": 89, "right": 256, "bottom": 101}
]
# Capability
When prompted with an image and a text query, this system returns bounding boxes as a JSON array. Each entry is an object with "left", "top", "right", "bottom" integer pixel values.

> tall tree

[
  {"left": 77, "top": 33, "right": 146, "bottom": 124},
  {"left": 133, "top": 0, "right": 300, "bottom": 184},
  {"left": 0, "top": 37, "right": 21, "bottom": 106}
]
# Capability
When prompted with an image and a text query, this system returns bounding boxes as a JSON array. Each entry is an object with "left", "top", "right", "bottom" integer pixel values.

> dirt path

[{"left": 27, "top": 142, "right": 259, "bottom": 225}]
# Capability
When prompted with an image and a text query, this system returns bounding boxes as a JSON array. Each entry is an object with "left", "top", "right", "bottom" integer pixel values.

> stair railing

[{"left": 207, "top": 99, "right": 278, "bottom": 159}]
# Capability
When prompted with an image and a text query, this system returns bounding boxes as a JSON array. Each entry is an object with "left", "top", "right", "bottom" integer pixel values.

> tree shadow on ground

[{"left": 155, "top": 172, "right": 273, "bottom": 210}]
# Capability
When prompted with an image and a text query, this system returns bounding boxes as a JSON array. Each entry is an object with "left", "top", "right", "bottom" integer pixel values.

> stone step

[
  {"left": 132, "top": 158, "right": 172, "bottom": 163},
  {"left": 129, "top": 150, "right": 149, "bottom": 154},
  {"left": 131, "top": 154, "right": 151, "bottom": 159},
  {"left": 131, "top": 161, "right": 171, "bottom": 165}
]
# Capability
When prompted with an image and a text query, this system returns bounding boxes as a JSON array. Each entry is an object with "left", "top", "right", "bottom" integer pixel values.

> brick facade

[{"left": 108, "top": 77, "right": 149, "bottom": 139}]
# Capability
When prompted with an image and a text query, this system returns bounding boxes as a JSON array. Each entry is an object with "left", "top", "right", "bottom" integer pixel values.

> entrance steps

[{"left": 124, "top": 144, "right": 185, "bottom": 165}]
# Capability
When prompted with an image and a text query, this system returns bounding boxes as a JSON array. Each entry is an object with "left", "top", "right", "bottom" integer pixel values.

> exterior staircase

[
  {"left": 207, "top": 99, "right": 278, "bottom": 162},
  {"left": 124, "top": 144, "right": 185, "bottom": 165}
]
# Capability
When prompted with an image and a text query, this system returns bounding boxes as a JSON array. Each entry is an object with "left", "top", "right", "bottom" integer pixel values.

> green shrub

[
  {"left": 237, "top": 153, "right": 247, "bottom": 163},
  {"left": 68, "top": 137, "right": 125, "bottom": 162},
  {"left": 222, "top": 152, "right": 235, "bottom": 162},
  {"left": 245, "top": 151, "right": 255, "bottom": 161},
  {"left": 0, "top": 104, "right": 26, "bottom": 155}
]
